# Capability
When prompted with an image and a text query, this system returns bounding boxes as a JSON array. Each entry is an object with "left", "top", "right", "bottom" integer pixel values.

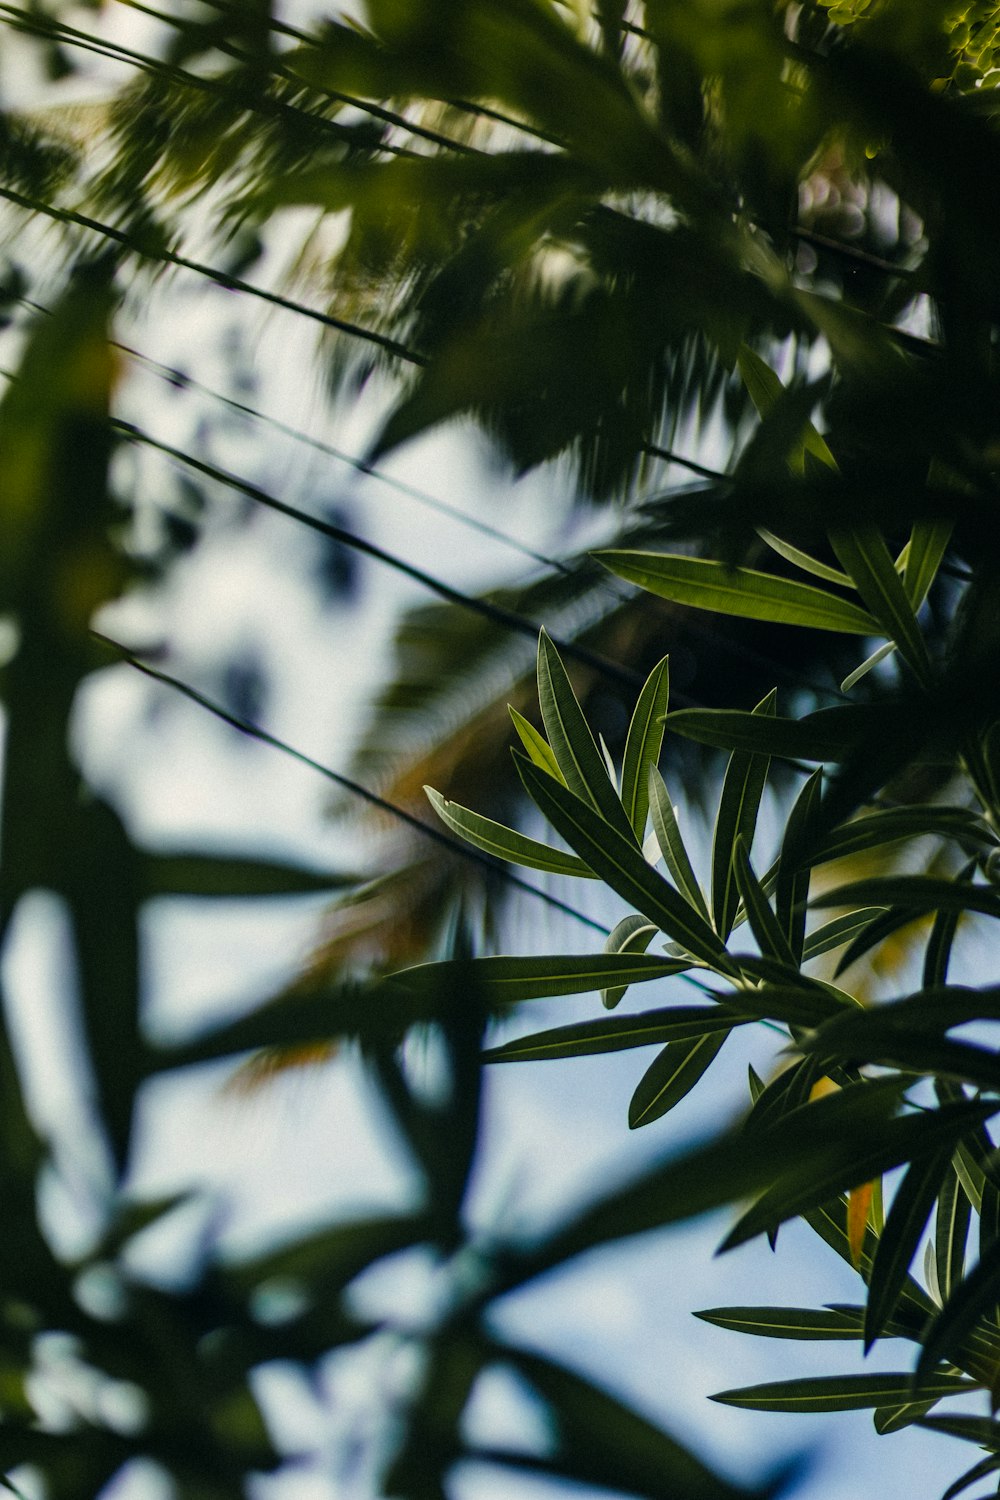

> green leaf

[
  {"left": 918, "top": 1412, "right": 1000, "bottom": 1450},
  {"left": 721, "top": 1098, "right": 994, "bottom": 1252},
  {"left": 916, "top": 1234, "right": 1000, "bottom": 1392},
  {"left": 776, "top": 767, "right": 823, "bottom": 963},
  {"left": 628, "top": 1030, "right": 729, "bottom": 1129},
  {"left": 736, "top": 345, "right": 838, "bottom": 473},
  {"left": 484, "top": 1003, "right": 748, "bottom": 1063},
  {"left": 394, "top": 952, "right": 694, "bottom": 1004},
  {"left": 620, "top": 655, "right": 670, "bottom": 840},
  {"left": 597, "top": 552, "right": 879, "bottom": 634},
  {"left": 865, "top": 1146, "right": 953, "bottom": 1351},
  {"left": 712, "top": 690, "right": 774, "bottom": 941},
  {"left": 142, "top": 851, "right": 360, "bottom": 898},
  {"left": 509, "top": 705, "right": 565, "bottom": 783},
  {"left": 941, "top": 1455, "right": 1000, "bottom": 1500},
  {"left": 711, "top": 1370, "right": 974, "bottom": 1413},
  {"left": 515, "top": 753, "right": 735, "bottom": 971},
  {"left": 757, "top": 528, "right": 851, "bottom": 588},
  {"left": 695, "top": 1305, "right": 903, "bottom": 1341},
  {"left": 936, "top": 1164, "right": 972, "bottom": 1306},
  {"left": 719, "top": 981, "right": 853, "bottom": 1029},
  {"left": 841, "top": 640, "right": 897, "bottom": 694},
  {"left": 829, "top": 527, "right": 929, "bottom": 679},
  {"left": 648, "top": 767, "right": 710, "bottom": 920},
  {"left": 802, "top": 907, "right": 889, "bottom": 961},
  {"left": 904, "top": 518, "right": 954, "bottom": 610},
  {"left": 733, "top": 838, "right": 796, "bottom": 967},
  {"left": 809, "top": 806, "right": 994, "bottom": 870},
  {"left": 666, "top": 701, "right": 935, "bottom": 764},
  {"left": 536, "top": 630, "right": 638, "bottom": 845},
  {"left": 601, "top": 913, "right": 658, "bottom": 1010},
  {"left": 813, "top": 876, "right": 1000, "bottom": 921},
  {"left": 425, "top": 786, "right": 595, "bottom": 878},
  {"left": 874, "top": 1401, "right": 941, "bottom": 1434}
]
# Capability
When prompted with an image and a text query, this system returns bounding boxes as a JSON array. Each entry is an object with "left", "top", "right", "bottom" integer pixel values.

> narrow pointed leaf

[
  {"left": 776, "top": 767, "right": 823, "bottom": 962},
  {"left": 842, "top": 641, "right": 897, "bottom": 693},
  {"left": 712, "top": 1371, "right": 974, "bottom": 1413},
  {"left": 829, "top": 527, "right": 929, "bottom": 678},
  {"left": 917, "top": 1235, "right": 1000, "bottom": 1392},
  {"left": 695, "top": 1305, "right": 877, "bottom": 1341},
  {"left": 875, "top": 1401, "right": 939, "bottom": 1433},
  {"left": 936, "top": 1164, "right": 972, "bottom": 1305},
  {"left": 393, "top": 952, "right": 695, "bottom": 1004},
  {"left": 509, "top": 706, "right": 565, "bottom": 783},
  {"left": 865, "top": 1146, "right": 953, "bottom": 1350},
  {"left": 536, "top": 630, "right": 638, "bottom": 844},
  {"left": 809, "top": 807, "right": 994, "bottom": 870},
  {"left": 941, "top": 1454, "right": 1000, "bottom": 1500},
  {"left": 803, "top": 907, "right": 889, "bottom": 961},
  {"left": 918, "top": 1412, "right": 1000, "bottom": 1449},
  {"left": 620, "top": 655, "right": 670, "bottom": 839},
  {"left": 648, "top": 767, "right": 710, "bottom": 920},
  {"left": 628, "top": 1030, "right": 729, "bottom": 1129},
  {"left": 757, "top": 528, "right": 851, "bottom": 588},
  {"left": 904, "top": 518, "right": 954, "bottom": 610},
  {"left": 733, "top": 838, "right": 796, "bottom": 966},
  {"left": 722, "top": 1099, "right": 994, "bottom": 1251},
  {"left": 516, "top": 753, "right": 734, "bottom": 970},
  {"left": 712, "top": 691, "right": 774, "bottom": 941},
  {"left": 425, "top": 786, "right": 594, "bottom": 877},
  {"left": 484, "top": 1003, "right": 749, "bottom": 1064},
  {"left": 602, "top": 913, "right": 657, "bottom": 1010},
  {"left": 597, "top": 552, "right": 879, "bottom": 633},
  {"left": 812, "top": 876, "right": 1000, "bottom": 921}
]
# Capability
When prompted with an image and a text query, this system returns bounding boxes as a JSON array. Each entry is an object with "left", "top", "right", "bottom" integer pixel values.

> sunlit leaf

[{"left": 597, "top": 552, "right": 879, "bottom": 634}]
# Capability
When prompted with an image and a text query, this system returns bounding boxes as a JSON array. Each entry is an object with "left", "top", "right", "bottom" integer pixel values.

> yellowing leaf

[{"left": 848, "top": 1180, "right": 876, "bottom": 1269}]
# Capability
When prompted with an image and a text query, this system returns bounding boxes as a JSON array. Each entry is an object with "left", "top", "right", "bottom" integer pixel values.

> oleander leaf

[
  {"left": 711, "top": 1370, "right": 974, "bottom": 1414},
  {"left": 865, "top": 1146, "right": 954, "bottom": 1351},
  {"left": 596, "top": 552, "right": 879, "bottom": 633},
  {"left": 936, "top": 1163, "right": 972, "bottom": 1305},
  {"left": 515, "top": 752, "right": 734, "bottom": 971},
  {"left": 628, "top": 1030, "right": 729, "bottom": 1129},
  {"left": 721, "top": 1098, "right": 995, "bottom": 1251},
  {"left": 620, "top": 655, "right": 670, "bottom": 839},
  {"left": 813, "top": 876, "right": 1000, "bottom": 921},
  {"left": 757, "top": 528, "right": 851, "bottom": 588},
  {"left": 536, "top": 629, "right": 638, "bottom": 844},
  {"left": 802, "top": 907, "right": 889, "bottom": 961},
  {"left": 602, "top": 913, "right": 658, "bottom": 1010},
  {"left": 425, "top": 786, "right": 595, "bottom": 877},
  {"left": 484, "top": 1003, "right": 749, "bottom": 1063},
  {"left": 695, "top": 1304, "right": 908, "bottom": 1341},
  {"left": 648, "top": 767, "right": 710, "bottom": 920},
  {"left": 393, "top": 952, "right": 696, "bottom": 1004},
  {"left": 733, "top": 838, "right": 796, "bottom": 967},
  {"left": 904, "top": 518, "right": 954, "bottom": 610},
  {"left": 509, "top": 705, "right": 565, "bottom": 783},
  {"left": 830, "top": 527, "right": 929, "bottom": 678},
  {"left": 916, "top": 1234, "right": 1000, "bottom": 1392},
  {"left": 808, "top": 807, "right": 994, "bottom": 870},
  {"left": 712, "top": 690, "right": 775, "bottom": 941}
]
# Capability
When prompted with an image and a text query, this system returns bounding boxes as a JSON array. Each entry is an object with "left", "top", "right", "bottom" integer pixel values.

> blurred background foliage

[{"left": 1, "top": 0, "right": 1000, "bottom": 1496}]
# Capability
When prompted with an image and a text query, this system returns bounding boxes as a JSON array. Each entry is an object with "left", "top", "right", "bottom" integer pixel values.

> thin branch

[{"left": 92, "top": 630, "right": 611, "bottom": 936}]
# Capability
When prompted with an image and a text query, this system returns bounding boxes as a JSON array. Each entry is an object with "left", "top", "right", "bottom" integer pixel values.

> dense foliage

[{"left": 3, "top": 1, "right": 1000, "bottom": 1497}]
